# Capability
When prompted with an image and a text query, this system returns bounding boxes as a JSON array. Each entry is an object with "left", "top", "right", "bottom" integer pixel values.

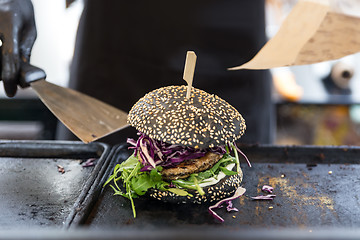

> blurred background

[
  {"left": 267, "top": 0, "right": 360, "bottom": 146},
  {"left": 1, "top": 0, "right": 360, "bottom": 146},
  {"left": 0, "top": 0, "right": 83, "bottom": 140}
]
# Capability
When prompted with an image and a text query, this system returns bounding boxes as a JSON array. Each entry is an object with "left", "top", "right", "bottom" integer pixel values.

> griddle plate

[{"left": 0, "top": 140, "right": 110, "bottom": 229}]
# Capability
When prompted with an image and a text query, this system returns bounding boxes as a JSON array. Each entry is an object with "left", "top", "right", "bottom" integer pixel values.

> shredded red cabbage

[
  {"left": 127, "top": 132, "right": 226, "bottom": 171},
  {"left": 262, "top": 185, "right": 274, "bottom": 193},
  {"left": 234, "top": 143, "right": 251, "bottom": 167},
  {"left": 251, "top": 194, "right": 276, "bottom": 200},
  {"left": 81, "top": 158, "right": 96, "bottom": 167},
  {"left": 208, "top": 187, "right": 246, "bottom": 222},
  {"left": 226, "top": 200, "right": 239, "bottom": 212}
]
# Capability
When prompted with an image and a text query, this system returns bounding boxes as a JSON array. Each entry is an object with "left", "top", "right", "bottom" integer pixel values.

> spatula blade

[{"left": 30, "top": 79, "right": 129, "bottom": 143}]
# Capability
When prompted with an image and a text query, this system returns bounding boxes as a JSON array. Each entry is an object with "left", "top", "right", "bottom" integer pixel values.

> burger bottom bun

[{"left": 147, "top": 168, "right": 243, "bottom": 204}]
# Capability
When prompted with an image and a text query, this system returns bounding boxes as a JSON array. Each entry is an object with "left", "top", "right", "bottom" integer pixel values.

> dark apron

[{"left": 57, "top": 0, "right": 275, "bottom": 145}]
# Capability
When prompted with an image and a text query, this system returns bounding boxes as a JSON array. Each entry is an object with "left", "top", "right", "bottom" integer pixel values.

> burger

[{"left": 104, "top": 85, "right": 249, "bottom": 219}]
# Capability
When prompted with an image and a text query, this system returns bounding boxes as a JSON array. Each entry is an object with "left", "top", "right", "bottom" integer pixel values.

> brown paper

[{"left": 229, "top": 1, "right": 360, "bottom": 70}]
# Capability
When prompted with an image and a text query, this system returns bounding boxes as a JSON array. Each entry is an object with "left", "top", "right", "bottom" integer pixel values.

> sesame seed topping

[{"left": 128, "top": 85, "right": 246, "bottom": 149}]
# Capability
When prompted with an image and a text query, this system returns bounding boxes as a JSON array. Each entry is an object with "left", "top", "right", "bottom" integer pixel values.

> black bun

[
  {"left": 128, "top": 85, "right": 246, "bottom": 149},
  {"left": 147, "top": 170, "right": 243, "bottom": 204}
]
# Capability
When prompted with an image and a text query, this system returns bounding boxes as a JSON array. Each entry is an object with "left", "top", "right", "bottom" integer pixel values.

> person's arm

[{"left": 0, "top": 0, "right": 37, "bottom": 97}]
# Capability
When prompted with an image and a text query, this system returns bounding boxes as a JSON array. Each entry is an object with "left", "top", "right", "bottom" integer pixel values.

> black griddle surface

[{"left": 0, "top": 140, "right": 110, "bottom": 229}]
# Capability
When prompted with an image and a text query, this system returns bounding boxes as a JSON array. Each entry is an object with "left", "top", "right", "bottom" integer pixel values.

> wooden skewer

[{"left": 183, "top": 51, "right": 197, "bottom": 99}]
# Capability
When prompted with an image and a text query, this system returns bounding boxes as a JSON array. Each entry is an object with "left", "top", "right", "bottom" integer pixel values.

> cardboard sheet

[{"left": 230, "top": 0, "right": 360, "bottom": 70}]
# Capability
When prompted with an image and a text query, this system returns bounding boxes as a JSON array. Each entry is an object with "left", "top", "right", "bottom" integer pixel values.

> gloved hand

[{"left": 0, "top": 0, "right": 37, "bottom": 97}]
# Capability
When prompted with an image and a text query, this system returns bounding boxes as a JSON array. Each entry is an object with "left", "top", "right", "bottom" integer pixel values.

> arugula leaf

[
  {"left": 219, "top": 166, "right": 238, "bottom": 176},
  {"left": 167, "top": 188, "right": 192, "bottom": 196},
  {"left": 172, "top": 179, "right": 198, "bottom": 190},
  {"left": 197, "top": 169, "right": 214, "bottom": 179},
  {"left": 119, "top": 154, "right": 139, "bottom": 170},
  {"left": 150, "top": 166, "right": 163, "bottom": 183},
  {"left": 125, "top": 161, "right": 141, "bottom": 184},
  {"left": 109, "top": 184, "right": 127, "bottom": 198},
  {"left": 173, "top": 174, "right": 205, "bottom": 195},
  {"left": 190, "top": 174, "right": 205, "bottom": 195},
  {"left": 231, "top": 143, "right": 241, "bottom": 174},
  {"left": 103, "top": 164, "right": 121, "bottom": 187},
  {"left": 225, "top": 144, "right": 230, "bottom": 154},
  {"left": 130, "top": 174, "right": 154, "bottom": 196}
]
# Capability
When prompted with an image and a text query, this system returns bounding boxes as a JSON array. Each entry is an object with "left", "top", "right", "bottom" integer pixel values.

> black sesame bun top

[{"left": 128, "top": 85, "right": 246, "bottom": 149}]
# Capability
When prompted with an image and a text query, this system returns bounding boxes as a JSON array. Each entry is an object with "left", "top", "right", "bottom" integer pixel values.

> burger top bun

[{"left": 128, "top": 85, "right": 246, "bottom": 149}]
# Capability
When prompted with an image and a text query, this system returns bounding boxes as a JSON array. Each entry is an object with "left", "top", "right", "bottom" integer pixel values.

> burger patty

[{"left": 160, "top": 152, "right": 223, "bottom": 180}]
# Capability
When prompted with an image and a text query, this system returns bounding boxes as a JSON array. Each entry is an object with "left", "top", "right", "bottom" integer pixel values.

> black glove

[{"left": 0, "top": 0, "right": 37, "bottom": 97}]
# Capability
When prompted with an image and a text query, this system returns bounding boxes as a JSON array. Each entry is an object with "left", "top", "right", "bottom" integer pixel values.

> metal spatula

[{"left": 19, "top": 63, "right": 129, "bottom": 143}]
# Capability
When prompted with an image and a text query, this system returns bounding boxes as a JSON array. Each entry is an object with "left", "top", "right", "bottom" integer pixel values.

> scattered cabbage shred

[
  {"left": 262, "top": 185, "right": 274, "bottom": 193},
  {"left": 208, "top": 187, "right": 246, "bottom": 222},
  {"left": 251, "top": 194, "right": 276, "bottom": 200}
]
